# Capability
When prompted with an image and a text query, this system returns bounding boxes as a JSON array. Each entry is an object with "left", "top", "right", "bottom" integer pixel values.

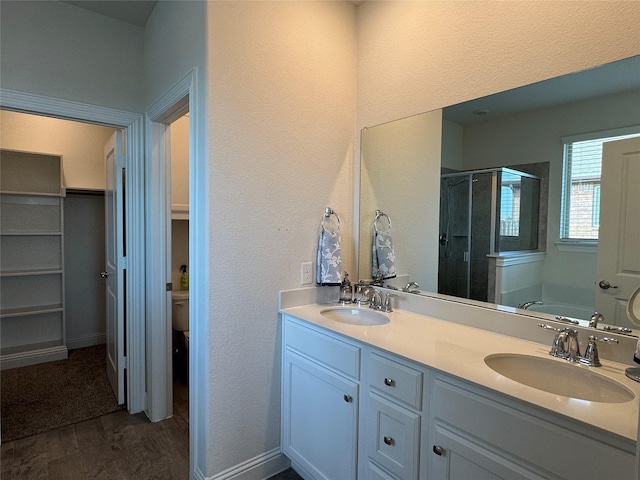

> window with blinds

[{"left": 560, "top": 129, "right": 640, "bottom": 241}]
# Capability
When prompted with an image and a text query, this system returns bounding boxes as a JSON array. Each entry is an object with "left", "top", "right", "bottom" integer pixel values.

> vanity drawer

[
  {"left": 284, "top": 316, "right": 360, "bottom": 379},
  {"left": 369, "top": 352, "right": 423, "bottom": 410},
  {"left": 365, "top": 392, "right": 421, "bottom": 480}
]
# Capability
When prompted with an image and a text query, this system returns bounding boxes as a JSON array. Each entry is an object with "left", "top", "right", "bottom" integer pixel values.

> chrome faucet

[
  {"left": 402, "top": 282, "right": 420, "bottom": 293},
  {"left": 363, "top": 287, "right": 382, "bottom": 310},
  {"left": 539, "top": 323, "right": 618, "bottom": 367},
  {"left": 564, "top": 328, "right": 581, "bottom": 362},
  {"left": 589, "top": 312, "right": 605, "bottom": 328},
  {"left": 364, "top": 288, "right": 397, "bottom": 312},
  {"left": 518, "top": 300, "right": 543, "bottom": 310},
  {"left": 539, "top": 323, "right": 579, "bottom": 361}
]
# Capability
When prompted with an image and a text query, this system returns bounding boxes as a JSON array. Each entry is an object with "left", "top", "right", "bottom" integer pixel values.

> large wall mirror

[{"left": 359, "top": 55, "right": 640, "bottom": 333}]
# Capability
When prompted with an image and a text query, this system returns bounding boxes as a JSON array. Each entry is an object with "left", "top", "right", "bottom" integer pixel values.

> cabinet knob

[
  {"left": 383, "top": 436, "right": 394, "bottom": 446},
  {"left": 343, "top": 394, "right": 353, "bottom": 403},
  {"left": 433, "top": 445, "right": 444, "bottom": 456},
  {"left": 383, "top": 378, "right": 395, "bottom": 387}
]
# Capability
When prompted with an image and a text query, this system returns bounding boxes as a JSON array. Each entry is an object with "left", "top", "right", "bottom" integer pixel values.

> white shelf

[
  {"left": 0, "top": 268, "right": 63, "bottom": 277},
  {"left": 0, "top": 231, "right": 62, "bottom": 236},
  {"left": 0, "top": 149, "right": 66, "bottom": 369},
  {"left": 0, "top": 304, "right": 64, "bottom": 319}
]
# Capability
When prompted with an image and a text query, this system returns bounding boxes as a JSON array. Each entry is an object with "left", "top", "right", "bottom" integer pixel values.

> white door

[
  {"left": 103, "top": 130, "right": 126, "bottom": 405},
  {"left": 595, "top": 137, "right": 640, "bottom": 328}
]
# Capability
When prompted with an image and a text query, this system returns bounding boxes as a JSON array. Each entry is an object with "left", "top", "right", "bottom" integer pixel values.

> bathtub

[{"left": 525, "top": 302, "right": 594, "bottom": 321}]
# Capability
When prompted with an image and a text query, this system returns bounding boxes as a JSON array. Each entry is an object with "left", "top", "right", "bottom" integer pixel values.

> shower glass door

[{"left": 438, "top": 175, "right": 470, "bottom": 298}]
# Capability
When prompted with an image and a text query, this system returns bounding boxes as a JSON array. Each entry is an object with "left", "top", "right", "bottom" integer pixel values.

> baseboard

[
  {"left": 206, "top": 448, "right": 291, "bottom": 480},
  {"left": 66, "top": 333, "right": 106, "bottom": 350},
  {"left": 0, "top": 345, "right": 68, "bottom": 370}
]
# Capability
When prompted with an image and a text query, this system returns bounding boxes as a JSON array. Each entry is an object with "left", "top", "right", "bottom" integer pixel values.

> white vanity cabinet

[
  {"left": 360, "top": 351, "right": 425, "bottom": 480},
  {"left": 428, "top": 374, "right": 636, "bottom": 480},
  {"left": 282, "top": 315, "right": 361, "bottom": 480},
  {"left": 281, "top": 312, "right": 636, "bottom": 480}
]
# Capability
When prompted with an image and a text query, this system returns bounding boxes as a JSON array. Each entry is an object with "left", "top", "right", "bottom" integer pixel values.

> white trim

[
  {"left": 145, "top": 67, "right": 209, "bottom": 478},
  {"left": 207, "top": 448, "right": 290, "bottom": 480},
  {"left": 66, "top": 332, "right": 106, "bottom": 350},
  {"left": 0, "top": 345, "right": 68, "bottom": 370},
  {"left": 561, "top": 125, "right": 640, "bottom": 145},
  {"left": 0, "top": 88, "right": 147, "bottom": 415},
  {"left": 145, "top": 71, "right": 195, "bottom": 423},
  {"left": 554, "top": 241, "right": 598, "bottom": 253},
  {"left": 488, "top": 251, "right": 546, "bottom": 267}
]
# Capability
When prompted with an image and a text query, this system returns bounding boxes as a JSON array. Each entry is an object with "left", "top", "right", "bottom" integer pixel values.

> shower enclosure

[{"left": 438, "top": 168, "right": 540, "bottom": 301}]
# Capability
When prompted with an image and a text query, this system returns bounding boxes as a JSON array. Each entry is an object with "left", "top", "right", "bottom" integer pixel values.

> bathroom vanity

[{"left": 279, "top": 289, "right": 639, "bottom": 480}]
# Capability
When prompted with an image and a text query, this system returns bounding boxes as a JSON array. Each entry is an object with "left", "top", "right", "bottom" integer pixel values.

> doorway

[
  {"left": 0, "top": 89, "right": 147, "bottom": 416},
  {"left": 0, "top": 111, "right": 124, "bottom": 440}
]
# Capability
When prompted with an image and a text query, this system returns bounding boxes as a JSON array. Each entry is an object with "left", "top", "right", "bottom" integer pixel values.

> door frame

[
  {"left": 0, "top": 88, "right": 146, "bottom": 414},
  {"left": 145, "top": 69, "right": 201, "bottom": 427}
]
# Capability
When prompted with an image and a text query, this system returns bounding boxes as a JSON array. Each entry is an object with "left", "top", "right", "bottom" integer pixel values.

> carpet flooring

[{"left": 1, "top": 344, "right": 123, "bottom": 442}]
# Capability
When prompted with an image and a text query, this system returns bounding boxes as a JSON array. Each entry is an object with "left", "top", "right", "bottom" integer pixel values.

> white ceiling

[{"left": 444, "top": 56, "right": 640, "bottom": 124}]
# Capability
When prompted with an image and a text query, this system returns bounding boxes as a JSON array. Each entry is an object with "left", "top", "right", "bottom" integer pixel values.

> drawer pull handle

[
  {"left": 383, "top": 436, "right": 394, "bottom": 446},
  {"left": 383, "top": 378, "right": 395, "bottom": 387},
  {"left": 433, "top": 445, "right": 444, "bottom": 456},
  {"left": 343, "top": 394, "right": 353, "bottom": 403}
]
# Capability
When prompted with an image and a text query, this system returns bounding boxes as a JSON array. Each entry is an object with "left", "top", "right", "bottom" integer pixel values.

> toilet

[
  {"left": 171, "top": 291, "right": 189, "bottom": 384},
  {"left": 171, "top": 290, "right": 189, "bottom": 329}
]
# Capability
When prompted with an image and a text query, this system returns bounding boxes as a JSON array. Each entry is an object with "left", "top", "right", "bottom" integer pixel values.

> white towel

[
  {"left": 316, "top": 229, "right": 342, "bottom": 285},
  {"left": 372, "top": 230, "right": 396, "bottom": 280}
]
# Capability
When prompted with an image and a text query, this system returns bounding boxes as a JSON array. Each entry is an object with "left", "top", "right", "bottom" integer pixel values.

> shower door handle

[{"left": 463, "top": 251, "right": 469, "bottom": 262}]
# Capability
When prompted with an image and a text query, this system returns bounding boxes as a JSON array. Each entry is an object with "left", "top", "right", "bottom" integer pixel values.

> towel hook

[
  {"left": 322, "top": 207, "right": 341, "bottom": 234},
  {"left": 374, "top": 209, "right": 391, "bottom": 234}
]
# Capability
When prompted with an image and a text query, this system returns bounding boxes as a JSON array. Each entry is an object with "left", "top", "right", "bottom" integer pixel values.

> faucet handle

[
  {"left": 383, "top": 293, "right": 399, "bottom": 313},
  {"left": 581, "top": 335, "right": 619, "bottom": 367},
  {"left": 539, "top": 323, "right": 561, "bottom": 332},
  {"left": 539, "top": 323, "right": 570, "bottom": 358},
  {"left": 554, "top": 315, "right": 580, "bottom": 325}
]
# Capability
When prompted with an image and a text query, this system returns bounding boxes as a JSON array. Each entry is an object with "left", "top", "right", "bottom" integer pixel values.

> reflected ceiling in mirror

[{"left": 359, "top": 56, "right": 640, "bottom": 333}]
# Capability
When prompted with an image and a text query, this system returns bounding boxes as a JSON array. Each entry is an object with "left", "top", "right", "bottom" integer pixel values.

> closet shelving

[{"left": 0, "top": 149, "right": 68, "bottom": 369}]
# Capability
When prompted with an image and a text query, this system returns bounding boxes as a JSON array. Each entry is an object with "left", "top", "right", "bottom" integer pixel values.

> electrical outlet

[{"left": 301, "top": 262, "right": 313, "bottom": 285}]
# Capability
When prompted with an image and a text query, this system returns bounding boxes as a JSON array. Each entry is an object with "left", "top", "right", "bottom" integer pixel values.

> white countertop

[{"left": 280, "top": 303, "right": 640, "bottom": 442}]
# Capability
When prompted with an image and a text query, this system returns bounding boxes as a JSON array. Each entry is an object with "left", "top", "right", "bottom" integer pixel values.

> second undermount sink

[
  {"left": 485, "top": 353, "right": 634, "bottom": 403},
  {"left": 320, "top": 307, "right": 390, "bottom": 326}
]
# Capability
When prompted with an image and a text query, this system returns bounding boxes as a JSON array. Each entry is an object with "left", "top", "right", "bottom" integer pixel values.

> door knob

[
  {"left": 100, "top": 271, "right": 109, "bottom": 278},
  {"left": 598, "top": 280, "right": 618, "bottom": 290}
]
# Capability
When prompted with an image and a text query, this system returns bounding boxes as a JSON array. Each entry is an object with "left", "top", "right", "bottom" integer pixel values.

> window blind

[{"left": 560, "top": 129, "right": 640, "bottom": 241}]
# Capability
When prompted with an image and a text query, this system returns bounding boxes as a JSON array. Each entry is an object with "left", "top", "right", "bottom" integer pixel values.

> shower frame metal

[{"left": 439, "top": 167, "right": 540, "bottom": 299}]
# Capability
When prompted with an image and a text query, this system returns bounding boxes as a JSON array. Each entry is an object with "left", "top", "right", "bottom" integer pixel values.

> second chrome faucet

[{"left": 539, "top": 323, "right": 619, "bottom": 367}]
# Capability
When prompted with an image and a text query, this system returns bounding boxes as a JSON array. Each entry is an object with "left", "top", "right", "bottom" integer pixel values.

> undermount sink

[
  {"left": 320, "top": 307, "right": 390, "bottom": 326},
  {"left": 485, "top": 353, "right": 635, "bottom": 403}
]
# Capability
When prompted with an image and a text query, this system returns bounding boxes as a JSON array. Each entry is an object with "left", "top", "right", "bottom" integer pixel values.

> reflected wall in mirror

[{"left": 359, "top": 56, "right": 640, "bottom": 331}]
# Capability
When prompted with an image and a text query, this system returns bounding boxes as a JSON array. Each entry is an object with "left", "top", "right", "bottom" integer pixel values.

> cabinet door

[
  {"left": 283, "top": 351, "right": 358, "bottom": 480},
  {"left": 430, "top": 422, "right": 539, "bottom": 480},
  {"left": 364, "top": 393, "right": 420, "bottom": 480}
]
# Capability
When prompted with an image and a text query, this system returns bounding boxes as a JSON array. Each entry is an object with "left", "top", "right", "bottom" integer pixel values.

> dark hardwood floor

[
  {"left": 1, "top": 382, "right": 190, "bottom": 479},
  {"left": 1, "top": 380, "right": 302, "bottom": 479}
]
